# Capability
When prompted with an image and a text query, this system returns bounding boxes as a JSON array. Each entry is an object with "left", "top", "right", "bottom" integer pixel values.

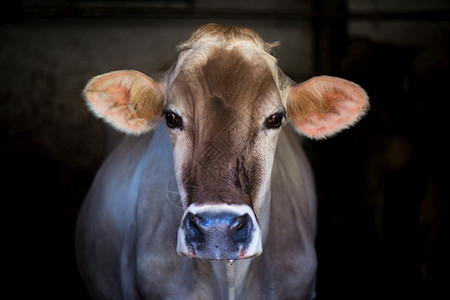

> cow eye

[
  {"left": 164, "top": 111, "right": 183, "bottom": 129},
  {"left": 265, "top": 112, "right": 284, "bottom": 129}
]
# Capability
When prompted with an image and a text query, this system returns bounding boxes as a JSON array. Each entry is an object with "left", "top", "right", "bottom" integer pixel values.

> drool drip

[{"left": 226, "top": 260, "right": 236, "bottom": 300}]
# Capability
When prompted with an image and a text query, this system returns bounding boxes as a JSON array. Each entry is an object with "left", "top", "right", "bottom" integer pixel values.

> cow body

[
  {"left": 76, "top": 24, "right": 368, "bottom": 300},
  {"left": 76, "top": 124, "right": 316, "bottom": 299}
]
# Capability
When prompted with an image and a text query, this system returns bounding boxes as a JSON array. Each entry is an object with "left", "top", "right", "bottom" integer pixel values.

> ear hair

[
  {"left": 286, "top": 76, "right": 369, "bottom": 139},
  {"left": 83, "top": 70, "right": 165, "bottom": 135}
]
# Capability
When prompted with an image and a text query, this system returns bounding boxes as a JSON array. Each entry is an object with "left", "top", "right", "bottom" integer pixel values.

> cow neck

[{"left": 211, "top": 259, "right": 248, "bottom": 300}]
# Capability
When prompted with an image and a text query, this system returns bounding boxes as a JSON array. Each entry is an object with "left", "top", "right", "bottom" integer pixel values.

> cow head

[{"left": 83, "top": 24, "right": 368, "bottom": 261}]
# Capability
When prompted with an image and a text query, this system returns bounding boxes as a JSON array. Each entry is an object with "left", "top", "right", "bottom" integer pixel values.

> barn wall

[{"left": 311, "top": 1, "right": 450, "bottom": 299}]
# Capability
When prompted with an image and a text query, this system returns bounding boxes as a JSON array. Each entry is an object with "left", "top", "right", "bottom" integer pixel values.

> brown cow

[{"left": 76, "top": 23, "right": 368, "bottom": 299}]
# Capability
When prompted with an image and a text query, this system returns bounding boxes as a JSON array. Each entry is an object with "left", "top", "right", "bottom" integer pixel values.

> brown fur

[
  {"left": 77, "top": 23, "right": 369, "bottom": 300},
  {"left": 170, "top": 48, "right": 279, "bottom": 207}
]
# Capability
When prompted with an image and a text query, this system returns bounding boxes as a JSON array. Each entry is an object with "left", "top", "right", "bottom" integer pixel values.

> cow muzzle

[{"left": 177, "top": 204, "right": 262, "bottom": 260}]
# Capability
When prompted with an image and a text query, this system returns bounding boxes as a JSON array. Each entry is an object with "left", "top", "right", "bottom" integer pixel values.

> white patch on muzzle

[{"left": 177, "top": 203, "right": 262, "bottom": 260}]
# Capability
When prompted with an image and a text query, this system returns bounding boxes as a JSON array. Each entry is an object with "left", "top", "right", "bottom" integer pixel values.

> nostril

[
  {"left": 184, "top": 213, "right": 203, "bottom": 246},
  {"left": 230, "top": 214, "right": 252, "bottom": 244},
  {"left": 229, "top": 215, "right": 247, "bottom": 231}
]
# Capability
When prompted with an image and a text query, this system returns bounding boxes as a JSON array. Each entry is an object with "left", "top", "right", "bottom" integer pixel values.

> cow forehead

[{"left": 168, "top": 46, "right": 282, "bottom": 122}]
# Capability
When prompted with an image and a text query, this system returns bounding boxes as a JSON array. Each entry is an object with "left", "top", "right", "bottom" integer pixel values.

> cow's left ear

[
  {"left": 286, "top": 75, "right": 369, "bottom": 139},
  {"left": 83, "top": 70, "right": 165, "bottom": 135}
]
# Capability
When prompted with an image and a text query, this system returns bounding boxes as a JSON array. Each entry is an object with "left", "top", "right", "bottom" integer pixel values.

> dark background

[{"left": 2, "top": 1, "right": 449, "bottom": 299}]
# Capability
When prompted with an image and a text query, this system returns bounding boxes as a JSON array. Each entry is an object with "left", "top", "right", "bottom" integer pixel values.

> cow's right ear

[{"left": 83, "top": 70, "right": 165, "bottom": 135}]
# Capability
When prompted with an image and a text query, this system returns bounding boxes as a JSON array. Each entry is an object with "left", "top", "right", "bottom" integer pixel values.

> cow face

[
  {"left": 82, "top": 23, "right": 368, "bottom": 261},
  {"left": 165, "top": 47, "right": 283, "bottom": 259}
]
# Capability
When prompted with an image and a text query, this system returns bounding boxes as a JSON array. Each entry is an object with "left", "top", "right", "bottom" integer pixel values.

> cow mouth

[{"left": 177, "top": 244, "right": 262, "bottom": 261}]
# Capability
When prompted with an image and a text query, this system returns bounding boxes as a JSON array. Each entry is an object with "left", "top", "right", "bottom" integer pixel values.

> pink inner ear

[
  {"left": 293, "top": 110, "right": 351, "bottom": 138},
  {"left": 105, "top": 86, "right": 131, "bottom": 106},
  {"left": 85, "top": 85, "right": 131, "bottom": 118},
  {"left": 86, "top": 83, "right": 147, "bottom": 134},
  {"left": 83, "top": 70, "right": 165, "bottom": 135},
  {"left": 88, "top": 85, "right": 130, "bottom": 106},
  {"left": 299, "top": 95, "right": 366, "bottom": 138},
  {"left": 323, "top": 91, "right": 343, "bottom": 104}
]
